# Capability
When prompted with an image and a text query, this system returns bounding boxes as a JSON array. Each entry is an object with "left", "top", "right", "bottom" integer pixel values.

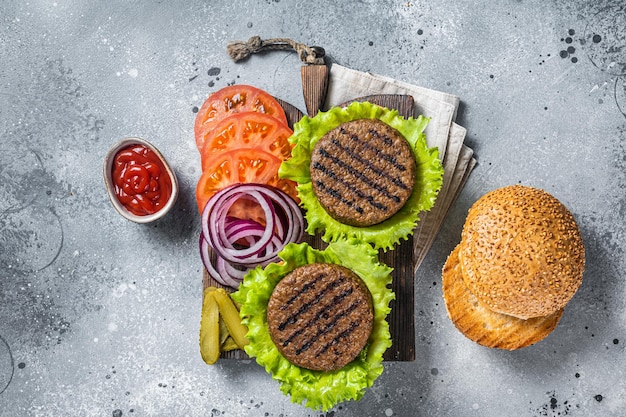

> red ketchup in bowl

[{"left": 111, "top": 144, "right": 173, "bottom": 216}]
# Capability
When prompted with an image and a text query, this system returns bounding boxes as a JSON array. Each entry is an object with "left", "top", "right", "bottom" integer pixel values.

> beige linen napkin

[{"left": 323, "top": 64, "right": 476, "bottom": 272}]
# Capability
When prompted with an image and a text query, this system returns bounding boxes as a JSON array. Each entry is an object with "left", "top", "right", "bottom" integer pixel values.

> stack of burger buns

[{"left": 442, "top": 185, "right": 585, "bottom": 350}]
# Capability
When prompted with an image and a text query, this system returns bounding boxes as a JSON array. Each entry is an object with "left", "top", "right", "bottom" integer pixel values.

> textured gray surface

[{"left": 1, "top": 1, "right": 625, "bottom": 416}]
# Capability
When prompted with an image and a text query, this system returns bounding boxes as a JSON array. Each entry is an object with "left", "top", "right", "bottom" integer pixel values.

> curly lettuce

[
  {"left": 231, "top": 240, "right": 394, "bottom": 411},
  {"left": 278, "top": 101, "right": 444, "bottom": 251}
]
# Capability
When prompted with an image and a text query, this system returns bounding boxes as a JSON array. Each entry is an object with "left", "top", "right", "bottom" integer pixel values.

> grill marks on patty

[
  {"left": 267, "top": 263, "right": 374, "bottom": 372},
  {"left": 294, "top": 298, "right": 360, "bottom": 356},
  {"left": 276, "top": 272, "right": 347, "bottom": 331},
  {"left": 310, "top": 119, "right": 417, "bottom": 226}
]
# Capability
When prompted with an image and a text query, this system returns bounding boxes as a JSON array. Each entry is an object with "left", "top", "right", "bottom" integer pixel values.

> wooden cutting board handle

[
  {"left": 301, "top": 64, "right": 329, "bottom": 117},
  {"left": 227, "top": 37, "right": 328, "bottom": 117}
]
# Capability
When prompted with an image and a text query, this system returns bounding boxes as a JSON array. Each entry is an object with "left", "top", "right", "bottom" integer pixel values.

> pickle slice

[
  {"left": 213, "top": 288, "right": 249, "bottom": 349},
  {"left": 199, "top": 289, "right": 220, "bottom": 364},
  {"left": 221, "top": 336, "right": 239, "bottom": 351}
]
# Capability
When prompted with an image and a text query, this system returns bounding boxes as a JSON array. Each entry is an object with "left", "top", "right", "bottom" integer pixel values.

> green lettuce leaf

[
  {"left": 278, "top": 101, "right": 444, "bottom": 251},
  {"left": 231, "top": 240, "right": 394, "bottom": 411}
]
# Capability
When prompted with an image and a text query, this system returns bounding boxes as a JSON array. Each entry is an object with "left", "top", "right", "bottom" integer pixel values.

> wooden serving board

[{"left": 203, "top": 94, "right": 416, "bottom": 361}]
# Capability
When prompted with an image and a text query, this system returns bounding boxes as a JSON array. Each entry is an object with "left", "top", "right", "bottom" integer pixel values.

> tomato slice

[
  {"left": 194, "top": 85, "right": 288, "bottom": 151},
  {"left": 196, "top": 148, "right": 299, "bottom": 216},
  {"left": 200, "top": 112, "right": 294, "bottom": 171}
]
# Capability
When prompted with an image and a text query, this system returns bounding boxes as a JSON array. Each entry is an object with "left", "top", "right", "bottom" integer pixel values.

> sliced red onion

[
  {"left": 199, "top": 183, "right": 304, "bottom": 289},
  {"left": 213, "top": 191, "right": 275, "bottom": 260},
  {"left": 217, "top": 257, "right": 249, "bottom": 281},
  {"left": 199, "top": 232, "right": 240, "bottom": 288}
]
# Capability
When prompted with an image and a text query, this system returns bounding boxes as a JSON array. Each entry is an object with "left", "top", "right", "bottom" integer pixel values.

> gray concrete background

[{"left": 1, "top": 1, "right": 625, "bottom": 416}]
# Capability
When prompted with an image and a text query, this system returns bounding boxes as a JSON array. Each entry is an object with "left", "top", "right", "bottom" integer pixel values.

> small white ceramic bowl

[{"left": 103, "top": 137, "right": 178, "bottom": 223}]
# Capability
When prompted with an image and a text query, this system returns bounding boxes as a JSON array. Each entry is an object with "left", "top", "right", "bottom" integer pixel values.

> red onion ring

[
  {"left": 213, "top": 190, "right": 275, "bottom": 259},
  {"left": 199, "top": 232, "right": 241, "bottom": 288},
  {"left": 199, "top": 183, "right": 304, "bottom": 289}
]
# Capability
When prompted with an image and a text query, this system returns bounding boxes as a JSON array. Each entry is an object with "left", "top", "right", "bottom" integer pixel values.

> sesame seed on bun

[
  {"left": 457, "top": 185, "right": 585, "bottom": 320},
  {"left": 443, "top": 245, "right": 564, "bottom": 350}
]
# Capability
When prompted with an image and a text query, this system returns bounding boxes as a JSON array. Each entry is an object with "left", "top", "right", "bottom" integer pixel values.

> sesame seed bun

[
  {"left": 458, "top": 185, "right": 585, "bottom": 319},
  {"left": 442, "top": 245, "right": 563, "bottom": 350}
]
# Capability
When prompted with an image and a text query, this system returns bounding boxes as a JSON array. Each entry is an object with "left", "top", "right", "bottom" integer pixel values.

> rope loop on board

[{"left": 227, "top": 36, "right": 325, "bottom": 65}]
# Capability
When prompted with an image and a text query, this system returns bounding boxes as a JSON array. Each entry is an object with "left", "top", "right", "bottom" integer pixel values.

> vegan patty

[
  {"left": 267, "top": 263, "right": 374, "bottom": 372},
  {"left": 310, "top": 118, "right": 416, "bottom": 227}
]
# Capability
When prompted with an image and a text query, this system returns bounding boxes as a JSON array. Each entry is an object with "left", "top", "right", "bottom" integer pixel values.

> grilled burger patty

[
  {"left": 267, "top": 263, "right": 374, "bottom": 372},
  {"left": 310, "top": 118, "right": 416, "bottom": 227}
]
